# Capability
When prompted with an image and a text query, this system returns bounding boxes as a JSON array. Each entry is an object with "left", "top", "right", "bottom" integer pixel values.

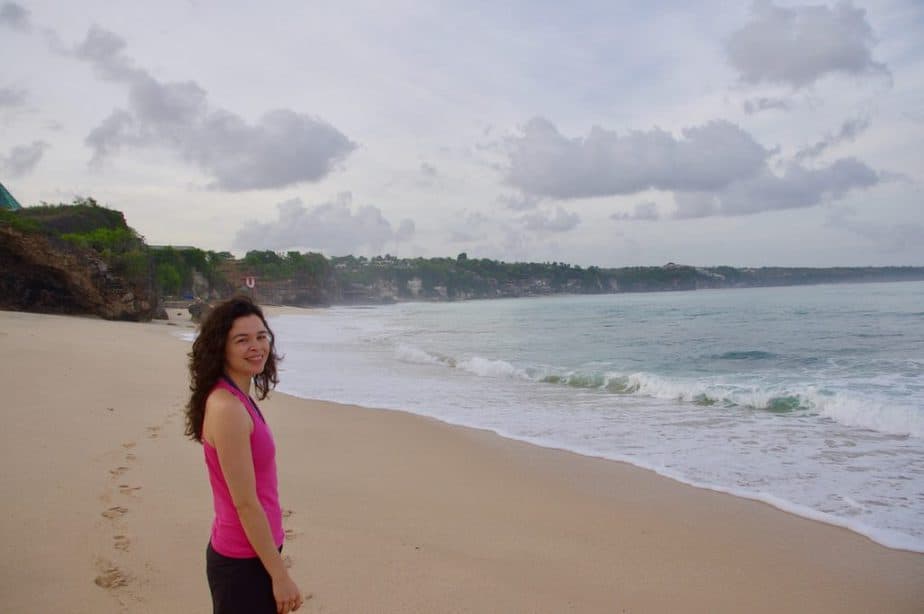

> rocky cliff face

[{"left": 0, "top": 226, "right": 156, "bottom": 321}]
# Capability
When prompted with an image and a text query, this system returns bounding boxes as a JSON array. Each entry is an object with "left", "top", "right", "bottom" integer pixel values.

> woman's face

[{"left": 224, "top": 314, "right": 271, "bottom": 378}]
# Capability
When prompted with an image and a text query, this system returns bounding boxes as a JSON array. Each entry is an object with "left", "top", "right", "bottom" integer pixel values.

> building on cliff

[{"left": 0, "top": 182, "right": 23, "bottom": 211}]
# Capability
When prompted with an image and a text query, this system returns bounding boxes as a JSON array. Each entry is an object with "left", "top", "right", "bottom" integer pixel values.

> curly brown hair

[{"left": 185, "top": 295, "right": 280, "bottom": 442}]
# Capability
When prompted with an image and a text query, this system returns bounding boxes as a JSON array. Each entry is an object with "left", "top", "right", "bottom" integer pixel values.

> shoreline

[
  {"left": 303, "top": 401, "right": 924, "bottom": 555},
  {"left": 2, "top": 310, "right": 922, "bottom": 612},
  {"left": 272, "top": 298, "right": 924, "bottom": 553}
]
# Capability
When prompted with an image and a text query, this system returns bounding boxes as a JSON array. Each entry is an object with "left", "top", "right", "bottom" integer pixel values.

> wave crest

[{"left": 393, "top": 345, "right": 923, "bottom": 437}]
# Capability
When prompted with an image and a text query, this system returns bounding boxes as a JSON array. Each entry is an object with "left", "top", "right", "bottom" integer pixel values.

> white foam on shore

[
  {"left": 392, "top": 344, "right": 924, "bottom": 438},
  {"left": 457, "top": 356, "right": 528, "bottom": 379},
  {"left": 266, "top": 297, "right": 924, "bottom": 556},
  {"left": 514, "top": 430, "right": 924, "bottom": 554},
  {"left": 812, "top": 392, "right": 924, "bottom": 438},
  {"left": 273, "top": 373, "right": 924, "bottom": 554},
  {"left": 395, "top": 344, "right": 445, "bottom": 365}
]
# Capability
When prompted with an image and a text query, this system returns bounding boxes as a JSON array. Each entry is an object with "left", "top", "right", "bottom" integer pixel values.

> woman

[{"left": 186, "top": 296, "right": 304, "bottom": 614}]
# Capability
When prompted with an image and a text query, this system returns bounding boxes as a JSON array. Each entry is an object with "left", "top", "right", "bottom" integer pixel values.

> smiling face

[{"left": 224, "top": 314, "right": 271, "bottom": 380}]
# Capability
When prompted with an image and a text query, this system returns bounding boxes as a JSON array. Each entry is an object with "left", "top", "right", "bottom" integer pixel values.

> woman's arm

[{"left": 206, "top": 390, "right": 303, "bottom": 613}]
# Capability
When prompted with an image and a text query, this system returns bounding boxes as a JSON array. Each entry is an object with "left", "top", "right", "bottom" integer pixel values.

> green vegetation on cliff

[
  {"left": 0, "top": 198, "right": 156, "bottom": 319},
  {"left": 19, "top": 198, "right": 129, "bottom": 234},
  {"left": 150, "top": 247, "right": 231, "bottom": 297},
  {"left": 243, "top": 250, "right": 330, "bottom": 280},
  {"left": 4, "top": 199, "right": 924, "bottom": 309},
  {"left": 10, "top": 198, "right": 151, "bottom": 289}
]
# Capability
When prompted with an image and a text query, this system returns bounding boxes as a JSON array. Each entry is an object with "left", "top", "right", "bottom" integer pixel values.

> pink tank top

[{"left": 203, "top": 377, "right": 284, "bottom": 558}]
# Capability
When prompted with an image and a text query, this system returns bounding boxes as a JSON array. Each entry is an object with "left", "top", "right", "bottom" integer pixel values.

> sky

[{"left": 2, "top": 0, "right": 922, "bottom": 267}]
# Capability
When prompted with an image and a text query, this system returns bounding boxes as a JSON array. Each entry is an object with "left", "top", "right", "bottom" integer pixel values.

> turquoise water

[{"left": 271, "top": 281, "right": 924, "bottom": 551}]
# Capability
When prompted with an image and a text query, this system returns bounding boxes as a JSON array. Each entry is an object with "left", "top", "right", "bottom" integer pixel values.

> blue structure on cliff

[{"left": 0, "top": 182, "right": 23, "bottom": 211}]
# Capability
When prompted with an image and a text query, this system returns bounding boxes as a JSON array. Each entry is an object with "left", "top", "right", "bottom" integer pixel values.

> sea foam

[{"left": 267, "top": 283, "right": 924, "bottom": 554}]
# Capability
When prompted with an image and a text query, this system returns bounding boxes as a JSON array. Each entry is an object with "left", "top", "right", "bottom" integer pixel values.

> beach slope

[{"left": 1, "top": 310, "right": 922, "bottom": 613}]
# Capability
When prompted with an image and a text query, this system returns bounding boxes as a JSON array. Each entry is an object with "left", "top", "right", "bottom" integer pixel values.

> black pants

[{"left": 206, "top": 542, "right": 279, "bottom": 614}]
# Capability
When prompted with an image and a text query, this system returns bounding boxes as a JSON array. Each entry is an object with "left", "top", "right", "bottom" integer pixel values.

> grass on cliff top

[
  {"left": 16, "top": 197, "right": 130, "bottom": 235},
  {"left": 0, "top": 209, "right": 42, "bottom": 234}
]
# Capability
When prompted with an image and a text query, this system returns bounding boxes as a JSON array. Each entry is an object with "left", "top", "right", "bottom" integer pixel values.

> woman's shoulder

[
  {"left": 203, "top": 387, "right": 252, "bottom": 444},
  {"left": 205, "top": 386, "right": 251, "bottom": 427},
  {"left": 206, "top": 386, "right": 245, "bottom": 414}
]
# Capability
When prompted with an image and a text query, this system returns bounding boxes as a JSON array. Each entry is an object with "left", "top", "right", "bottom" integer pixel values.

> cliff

[{"left": 0, "top": 225, "right": 156, "bottom": 320}]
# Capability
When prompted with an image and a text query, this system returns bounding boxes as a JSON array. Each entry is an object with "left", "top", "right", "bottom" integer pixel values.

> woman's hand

[{"left": 273, "top": 572, "right": 304, "bottom": 613}]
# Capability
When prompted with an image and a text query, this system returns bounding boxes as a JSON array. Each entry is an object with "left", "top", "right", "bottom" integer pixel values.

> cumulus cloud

[
  {"left": 505, "top": 116, "right": 880, "bottom": 219},
  {"left": 673, "top": 158, "right": 879, "bottom": 218},
  {"left": 506, "top": 117, "right": 769, "bottom": 198},
  {"left": 726, "top": 1, "right": 889, "bottom": 89},
  {"left": 2, "top": 140, "right": 49, "bottom": 176},
  {"left": 521, "top": 206, "right": 580, "bottom": 232},
  {"left": 0, "top": 86, "right": 27, "bottom": 107},
  {"left": 233, "top": 193, "right": 415, "bottom": 255},
  {"left": 0, "top": 2, "right": 30, "bottom": 31},
  {"left": 794, "top": 115, "right": 869, "bottom": 162},
  {"left": 742, "top": 96, "right": 791, "bottom": 114},
  {"left": 73, "top": 26, "right": 355, "bottom": 190},
  {"left": 611, "top": 201, "right": 659, "bottom": 221}
]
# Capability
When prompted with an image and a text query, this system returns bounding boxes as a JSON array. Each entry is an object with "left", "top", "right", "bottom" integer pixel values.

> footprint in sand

[
  {"left": 122, "top": 442, "right": 136, "bottom": 450},
  {"left": 283, "top": 511, "right": 298, "bottom": 542},
  {"left": 119, "top": 484, "right": 142, "bottom": 495},
  {"left": 146, "top": 426, "right": 160, "bottom": 439},
  {"left": 102, "top": 506, "right": 128, "bottom": 520},
  {"left": 109, "top": 466, "right": 129, "bottom": 478},
  {"left": 283, "top": 554, "right": 293, "bottom": 569},
  {"left": 125, "top": 453, "right": 137, "bottom": 462},
  {"left": 94, "top": 561, "right": 129, "bottom": 589},
  {"left": 113, "top": 535, "right": 130, "bottom": 551}
]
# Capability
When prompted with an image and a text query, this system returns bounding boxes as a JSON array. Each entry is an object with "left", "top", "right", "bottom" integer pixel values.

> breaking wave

[{"left": 393, "top": 344, "right": 923, "bottom": 437}]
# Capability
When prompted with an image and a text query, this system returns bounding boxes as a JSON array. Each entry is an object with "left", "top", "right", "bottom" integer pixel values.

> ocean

[{"left": 267, "top": 281, "right": 924, "bottom": 552}]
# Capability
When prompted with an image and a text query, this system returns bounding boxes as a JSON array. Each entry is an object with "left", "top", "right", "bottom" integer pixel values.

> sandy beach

[{"left": 1, "top": 309, "right": 922, "bottom": 613}]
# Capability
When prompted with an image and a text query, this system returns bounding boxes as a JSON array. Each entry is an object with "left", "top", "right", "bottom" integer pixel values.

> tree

[{"left": 156, "top": 263, "right": 182, "bottom": 295}]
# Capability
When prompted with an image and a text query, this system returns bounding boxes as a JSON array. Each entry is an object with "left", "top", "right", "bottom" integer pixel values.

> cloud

[
  {"left": 497, "top": 192, "right": 541, "bottom": 211},
  {"left": 673, "top": 157, "right": 879, "bottom": 218},
  {"left": 726, "top": 1, "right": 889, "bottom": 89},
  {"left": 85, "top": 109, "right": 136, "bottom": 161},
  {"left": 506, "top": 117, "right": 769, "bottom": 199},
  {"left": 611, "top": 201, "right": 659, "bottom": 221},
  {"left": 0, "top": 86, "right": 27, "bottom": 107},
  {"left": 233, "top": 193, "right": 415, "bottom": 255},
  {"left": 742, "top": 96, "right": 791, "bottom": 114},
  {"left": 521, "top": 206, "right": 580, "bottom": 232},
  {"left": 395, "top": 219, "right": 416, "bottom": 242},
  {"left": 448, "top": 211, "right": 493, "bottom": 243},
  {"left": 449, "top": 230, "right": 477, "bottom": 243},
  {"left": 2, "top": 140, "right": 49, "bottom": 176},
  {"left": 73, "top": 26, "right": 355, "bottom": 191},
  {"left": 416, "top": 162, "right": 439, "bottom": 187},
  {"left": 794, "top": 115, "right": 870, "bottom": 162},
  {"left": 827, "top": 207, "right": 924, "bottom": 253},
  {"left": 0, "top": 2, "right": 30, "bottom": 31},
  {"left": 506, "top": 116, "right": 880, "bottom": 219}
]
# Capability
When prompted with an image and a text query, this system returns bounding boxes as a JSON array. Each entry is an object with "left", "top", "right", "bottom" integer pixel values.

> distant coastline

[
  {"left": 3, "top": 199, "right": 923, "bottom": 317},
  {"left": 275, "top": 259, "right": 924, "bottom": 306}
]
